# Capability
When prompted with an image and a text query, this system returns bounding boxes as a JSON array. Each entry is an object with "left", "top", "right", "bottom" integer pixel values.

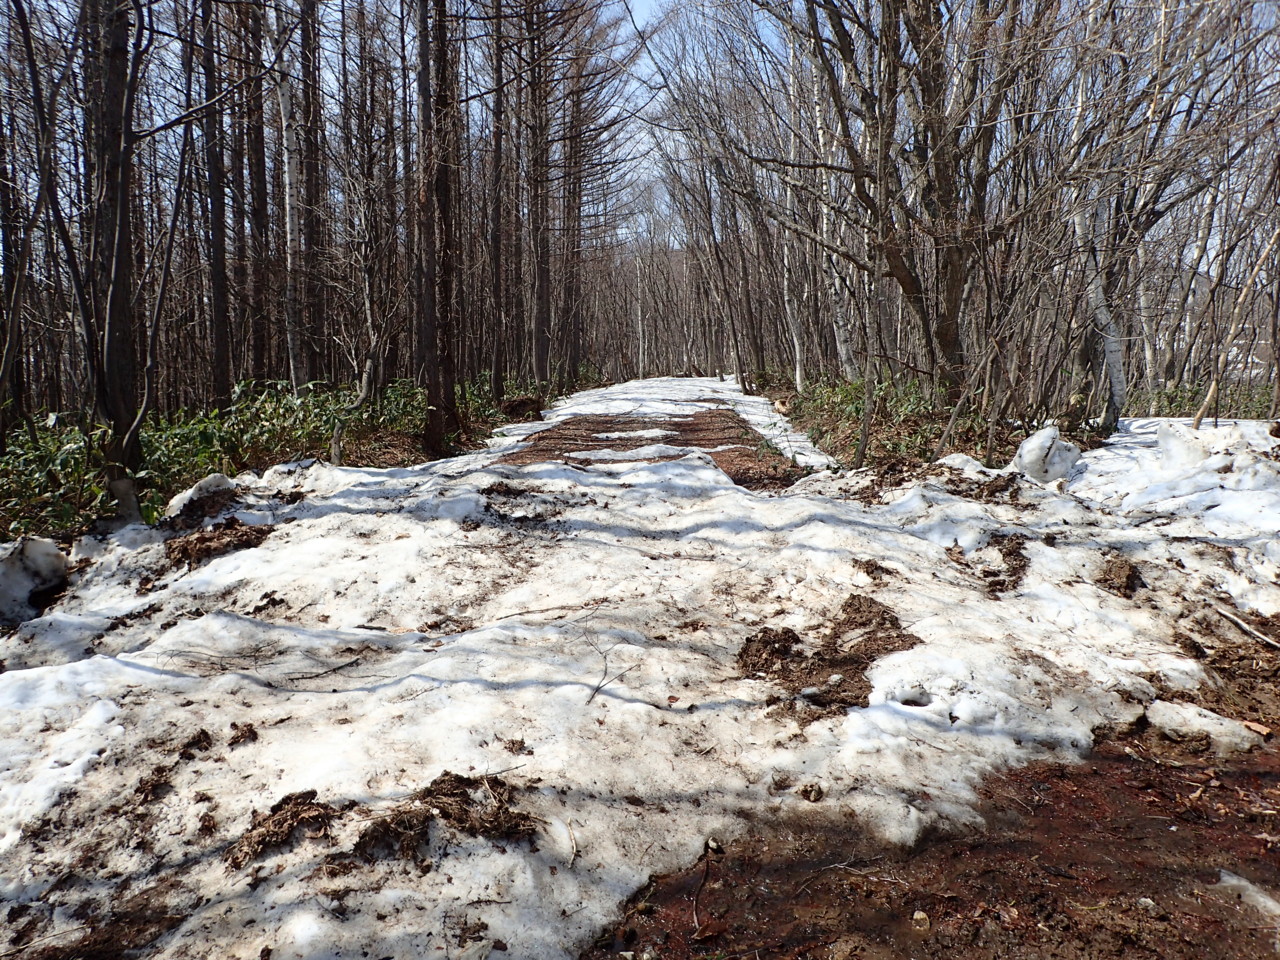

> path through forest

[{"left": 1, "top": 377, "right": 1278, "bottom": 959}]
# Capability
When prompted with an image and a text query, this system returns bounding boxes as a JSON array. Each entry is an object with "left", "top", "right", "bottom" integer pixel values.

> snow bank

[{"left": 1010, "top": 425, "right": 1081, "bottom": 482}]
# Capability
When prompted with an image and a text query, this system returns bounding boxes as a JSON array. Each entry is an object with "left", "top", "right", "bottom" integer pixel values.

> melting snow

[{"left": 0, "top": 376, "right": 1277, "bottom": 958}]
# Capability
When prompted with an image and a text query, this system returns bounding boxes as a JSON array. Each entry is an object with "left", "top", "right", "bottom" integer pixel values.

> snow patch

[
  {"left": 0, "top": 537, "right": 67, "bottom": 627},
  {"left": 165, "top": 472, "right": 237, "bottom": 517},
  {"left": 2, "top": 380, "right": 1277, "bottom": 958},
  {"left": 1011, "top": 426, "right": 1081, "bottom": 483},
  {"left": 1144, "top": 700, "right": 1263, "bottom": 755}
]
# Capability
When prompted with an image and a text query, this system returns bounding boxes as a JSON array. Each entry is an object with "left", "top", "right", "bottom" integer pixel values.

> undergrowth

[
  {"left": 782, "top": 378, "right": 1029, "bottom": 468},
  {"left": 776, "top": 376, "right": 1275, "bottom": 471},
  {"left": 0, "top": 378, "right": 536, "bottom": 540},
  {"left": 1129, "top": 382, "right": 1274, "bottom": 420}
]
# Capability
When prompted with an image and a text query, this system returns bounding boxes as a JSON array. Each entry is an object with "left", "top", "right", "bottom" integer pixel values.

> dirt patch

[
  {"left": 737, "top": 626, "right": 802, "bottom": 676},
  {"left": 224, "top": 789, "right": 339, "bottom": 869},
  {"left": 162, "top": 488, "right": 241, "bottom": 532},
  {"left": 351, "top": 771, "right": 537, "bottom": 866},
  {"left": 1168, "top": 608, "right": 1280, "bottom": 729},
  {"left": 178, "top": 727, "right": 214, "bottom": 760},
  {"left": 480, "top": 480, "right": 530, "bottom": 498},
  {"left": 581, "top": 739, "right": 1280, "bottom": 960},
  {"left": 853, "top": 558, "right": 893, "bottom": 581},
  {"left": 135, "top": 764, "right": 174, "bottom": 804},
  {"left": 1099, "top": 553, "right": 1145, "bottom": 598},
  {"left": 984, "top": 533, "right": 1030, "bottom": 597},
  {"left": 23, "top": 885, "right": 190, "bottom": 960},
  {"left": 850, "top": 457, "right": 942, "bottom": 504},
  {"left": 164, "top": 517, "right": 274, "bottom": 570},
  {"left": 338, "top": 428, "right": 429, "bottom": 468},
  {"left": 495, "top": 408, "right": 806, "bottom": 490},
  {"left": 738, "top": 595, "right": 923, "bottom": 719},
  {"left": 498, "top": 395, "right": 545, "bottom": 422}
]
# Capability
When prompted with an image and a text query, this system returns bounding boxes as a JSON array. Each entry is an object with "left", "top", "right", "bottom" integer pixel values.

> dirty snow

[{"left": 0, "top": 377, "right": 1277, "bottom": 958}]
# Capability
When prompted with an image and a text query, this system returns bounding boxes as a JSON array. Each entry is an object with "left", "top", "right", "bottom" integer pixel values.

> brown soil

[
  {"left": 582, "top": 737, "right": 1280, "bottom": 960},
  {"left": 161, "top": 487, "right": 241, "bottom": 532},
  {"left": 496, "top": 407, "right": 806, "bottom": 490},
  {"left": 580, "top": 589, "right": 1280, "bottom": 960},
  {"left": 1167, "top": 606, "right": 1280, "bottom": 731},
  {"left": 22, "top": 884, "right": 190, "bottom": 960},
  {"left": 1099, "top": 554, "right": 1146, "bottom": 599},
  {"left": 164, "top": 516, "right": 273, "bottom": 569},
  {"left": 985, "top": 533, "right": 1031, "bottom": 597},
  {"left": 738, "top": 595, "right": 923, "bottom": 722},
  {"left": 334, "top": 428, "right": 427, "bottom": 468}
]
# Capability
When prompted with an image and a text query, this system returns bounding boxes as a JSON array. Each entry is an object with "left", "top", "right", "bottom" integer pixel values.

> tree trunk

[
  {"left": 201, "top": 0, "right": 232, "bottom": 407},
  {"left": 270, "top": 1, "right": 311, "bottom": 397}
]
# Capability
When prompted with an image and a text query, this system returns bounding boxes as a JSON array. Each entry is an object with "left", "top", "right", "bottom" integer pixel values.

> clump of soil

[
  {"left": 135, "top": 765, "right": 174, "bottom": 804},
  {"left": 581, "top": 739, "right": 1280, "bottom": 960},
  {"left": 164, "top": 517, "right": 273, "bottom": 570},
  {"left": 736, "top": 626, "right": 802, "bottom": 676},
  {"left": 853, "top": 557, "right": 892, "bottom": 581},
  {"left": 1099, "top": 553, "right": 1145, "bottom": 598},
  {"left": 495, "top": 408, "right": 806, "bottom": 490},
  {"left": 224, "top": 789, "right": 339, "bottom": 869},
  {"left": 351, "top": 771, "right": 536, "bottom": 866},
  {"left": 827, "top": 593, "right": 908, "bottom": 640},
  {"left": 737, "top": 595, "right": 922, "bottom": 718},
  {"left": 178, "top": 728, "right": 214, "bottom": 760},
  {"left": 851, "top": 457, "right": 942, "bottom": 504},
  {"left": 941, "top": 470, "right": 1023, "bottom": 505},
  {"left": 480, "top": 480, "right": 528, "bottom": 498},
  {"left": 984, "top": 532, "right": 1030, "bottom": 596}
]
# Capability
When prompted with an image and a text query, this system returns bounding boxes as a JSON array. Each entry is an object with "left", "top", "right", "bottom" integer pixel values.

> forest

[{"left": 1, "top": 0, "right": 1278, "bottom": 531}]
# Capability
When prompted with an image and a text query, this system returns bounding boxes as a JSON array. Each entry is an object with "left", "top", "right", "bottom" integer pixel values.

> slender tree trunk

[
  {"left": 489, "top": 0, "right": 507, "bottom": 402},
  {"left": 270, "top": 2, "right": 310, "bottom": 397},
  {"left": 201, "top": 0, "right": 231, "bottom": 407}
]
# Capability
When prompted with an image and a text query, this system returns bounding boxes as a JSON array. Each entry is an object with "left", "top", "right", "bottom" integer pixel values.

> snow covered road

[{"left": 1, "top": 377, "right": 1278, "bottom": 959}]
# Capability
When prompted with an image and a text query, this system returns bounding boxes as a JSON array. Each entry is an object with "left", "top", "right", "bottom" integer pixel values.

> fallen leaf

[{"left": 692, "top": 920, "right": 727, "bottom": 941}]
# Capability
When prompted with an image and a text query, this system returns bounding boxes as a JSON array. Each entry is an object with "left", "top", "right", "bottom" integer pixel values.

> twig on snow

[
  {"left": 566, "top": 818, "right": 579, "bottom": 866},
  {"left": 587, "top": 664, "right": 637, "bottom": 704},
  {"left": 286, "top": 656, "right": 362, "bottom": 681}
]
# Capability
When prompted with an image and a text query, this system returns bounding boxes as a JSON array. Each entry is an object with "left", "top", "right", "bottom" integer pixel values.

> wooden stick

[{"left": 1214, "top": 605, "right": 1280, "bottom": 651}]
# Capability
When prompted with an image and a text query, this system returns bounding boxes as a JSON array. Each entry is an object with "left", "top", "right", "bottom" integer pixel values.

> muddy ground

[{"left": 581, "top": 731, "right": 1278, "bottom": 960}]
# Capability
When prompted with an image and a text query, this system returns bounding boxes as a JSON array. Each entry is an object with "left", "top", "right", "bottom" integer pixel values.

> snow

[
  {"left": 0, "top": 537, "right": 67, "bottom": 627},
  {"left": 0, "top": 376, "right": 1277, "bottom": 958},
  {"left": 165, "top": 472, "right": 237, "bottom": 517},
  {"left": 1010, "top": 425, "right": 1081, "bottom": 482}
]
